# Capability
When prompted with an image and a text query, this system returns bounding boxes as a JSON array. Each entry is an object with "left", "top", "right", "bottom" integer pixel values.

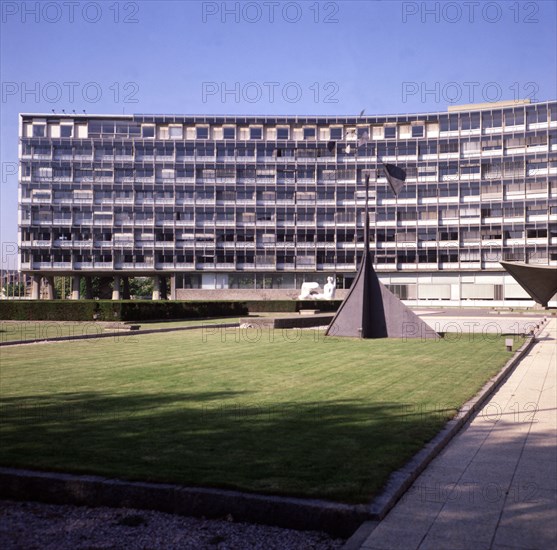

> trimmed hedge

[
  {"left": 0, "top": 300, "right": 248, "bottom": 321},
  {"left": 0, "top": 300, "right": 340, "bottom": 321},
  {"left": 0, "top": 301, "right": 118, "bottom": 321},
  {"left": 117, "top": 301, "right": 247, "bottom": 321}
]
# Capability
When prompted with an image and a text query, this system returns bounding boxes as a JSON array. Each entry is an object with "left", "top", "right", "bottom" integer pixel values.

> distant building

[{"left": 18, "top": 99, "right": 557, "bottom": 305}]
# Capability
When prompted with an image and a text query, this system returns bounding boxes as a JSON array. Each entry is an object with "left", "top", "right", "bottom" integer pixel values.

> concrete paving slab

[
  {"left": 357, "top": 318, "right": 556, "bottom": 550},
  {"left": 424, "top": 512, "right": 500, "bottom": 544},
  {"left": 418, "top": 534, "right": 492, "bottom": 550},
  {"left": 360, "top": 524, "right": 427, "bottom": 550}
]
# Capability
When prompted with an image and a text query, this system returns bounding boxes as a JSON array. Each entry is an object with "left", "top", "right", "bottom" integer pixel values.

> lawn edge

[
  {"left": 0, "top": 466, "right": 367, "bottom": 537},
  {"left": 0, "top": 322, "right": 240, "bottom": 346}
]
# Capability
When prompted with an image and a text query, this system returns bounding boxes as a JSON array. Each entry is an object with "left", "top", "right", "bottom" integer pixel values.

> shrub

[
  {"left": 0, "top": 300, "right": 340, "bottom": 321},
  {"left": 0, "top": 300, "right": 247, "bottom": 321}
]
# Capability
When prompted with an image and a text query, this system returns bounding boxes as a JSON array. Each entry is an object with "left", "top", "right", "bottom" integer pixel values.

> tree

[
  {"left": 129, "top": 277, "right": 153, "bottom": 299},
  {"left": 54, "top": 276, "right": 71, "bottom": 300},
  {"left": 1, "top": 281, "right": 26, "bottom": 298}
]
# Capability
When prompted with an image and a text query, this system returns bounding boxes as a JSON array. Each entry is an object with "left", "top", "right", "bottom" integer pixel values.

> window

[
  {"left": 60, "top": 125, "right": 73, "bottom": 138},
  {"left": 504, "top": 109, "right": 525, "bottom": 127},
  {"left": 482, "top": 111, "right": 502, "bottom": 128},
  {"left": 527, "top": 228, "right": 547, "bottom": 239},
  {"left": 440, "top": 141, "right": 459, "bottom": 154},
  {"left": 461, "top": 165, "right": 480, "bottom": 175},
  {"left": 357, "top": 127, "right": 369, "bottom": 141},
  {"left": 411, "top": 125, "right": 424, "bottom": 138},
  {"left": 303, "top": 127, "right": 316, "bottom": 139},
  {"left": 250, "top": 127, "right": 263, "bottom": 140},
  {"left": 526, "top": 106, "right": 547, "bottom": 124},
  {"left": 277, "top": 127, "right": 289, "bottom": 139},
  {"left": 439, "top": 116, "right": 459, "bottom": 132},
  {"left": 460, "top": 113, "right": 480, "bottom": 130},
  {"left": 223, "top": 127, "right": 236, "bottom": 139},
  {"left": 196, "top": 127, "right": 209, "bottom": 139},
  {"left": 141, "top": 125, "right": 155, "bottom": 138},
  {"left": 33, "top": 124, "right": 45, "bottom": 138},
  {"left": 330, "top": 127, "right": 343, "bottom": 140},
  {"left": 384, "top": 126, "right": 396, "bottom": 139}
]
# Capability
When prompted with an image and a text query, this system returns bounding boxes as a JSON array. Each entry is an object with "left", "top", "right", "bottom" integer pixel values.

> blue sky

[{"left": 1, "top": 0, "right": 556, "bottom": 266}]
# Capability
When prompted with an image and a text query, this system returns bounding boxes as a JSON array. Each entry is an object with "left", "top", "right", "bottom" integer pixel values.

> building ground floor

[{"left": 21, "top": 270, "right": 557, "bottom": 308}]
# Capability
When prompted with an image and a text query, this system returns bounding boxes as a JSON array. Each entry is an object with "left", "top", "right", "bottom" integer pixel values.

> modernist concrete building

[{"left": 18, "top": 99, "right": 557, "bottom": 305}]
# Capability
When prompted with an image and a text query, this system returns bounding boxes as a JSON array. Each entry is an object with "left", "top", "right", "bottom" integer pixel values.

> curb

[
  {"left": 0, "top": 467, "right": 368, "bottom": 538},
  {"left": 0, "top": 322, "right": 239, "bottom": 347}
]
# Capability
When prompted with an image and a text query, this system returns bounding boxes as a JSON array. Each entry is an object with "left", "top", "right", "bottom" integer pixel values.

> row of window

[
  {"left": 22, "top": 180, "right": 552, "bottom": 201},
  {"left": 23, "top": 248, "right": 555, "bottom": 266},
  {"left": 22, "top": 206, "right": 554, "bottom": 224},
  {"left": 22, "top": 161, "right": 554, "bottom": 184},
  {"left": 22, "top": 133, "right": 552, "bottom": 158},
  {"left": 26, "top": 105, "right": 555, "bottom": 141},
  {"left": 21, "top": 227, "right": 553, "bottom": 242}
]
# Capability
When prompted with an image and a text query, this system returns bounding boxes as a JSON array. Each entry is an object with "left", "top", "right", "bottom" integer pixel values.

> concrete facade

[{"left": 18, "top": 100, "right": 557, "bottom": 304}]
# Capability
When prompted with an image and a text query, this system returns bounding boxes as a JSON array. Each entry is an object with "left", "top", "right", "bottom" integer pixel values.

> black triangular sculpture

[
  {"left": 500, "top": 261, "right": 557, "bottom": 307},
  {"left": 325, "top": 169, "right": 439, "bottom": 339},
  {"left": 325, "top": 249, "right": 438, "bottom": 339}
]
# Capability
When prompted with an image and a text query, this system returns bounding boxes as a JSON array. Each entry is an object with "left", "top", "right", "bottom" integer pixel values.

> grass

[
  {"left": 0, "top": 321, "right": 109, "bottom": 343},
  {"left": 0, "top": 318, "right": 241, "bottom": 343},
  {"left": 0, "top": 328, "right": 524, "bottom": 503}
]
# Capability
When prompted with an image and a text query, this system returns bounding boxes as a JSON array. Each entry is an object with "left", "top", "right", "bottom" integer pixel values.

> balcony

[{"left": 53, "top": 240, "right": 74, "bottom": 248}]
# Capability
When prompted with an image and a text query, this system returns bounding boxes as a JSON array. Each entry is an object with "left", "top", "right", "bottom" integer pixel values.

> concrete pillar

[
  {"left": 31, "top": 275, "right": 40, "bottom": 300},
  {"left": 45, "top": 276, "right": 55, "bottom": 300},
  {"left": 112, "top": 275, "right": 121, "bottom": 300},
  {"left": 169, "top": 275, "right": 176, "bottom": 300},
  {"left": 122, "top": 276, "right": 130, "bottom": 300},
  {"left": 71, "top": 275, "right": 81, "bottom": 300},
  {"left": 85, "top": 277, "right": 93, "bottom": 299},
  {"left": 152, "top": 275, "right": 161, "bottom": 300}
]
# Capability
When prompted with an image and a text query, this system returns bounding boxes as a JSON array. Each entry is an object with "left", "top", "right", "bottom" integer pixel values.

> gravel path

[{"left": 0, "top": 500, "right": 345, "bottom": 550}]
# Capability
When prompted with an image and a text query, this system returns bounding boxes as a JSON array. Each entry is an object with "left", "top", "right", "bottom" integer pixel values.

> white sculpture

[
  {"left": 322, "top": 276, "right": 336, "bottom": 299},
  {"left": 298, "top": 277, "right": 336, "bottom": 300},
  {"left": 298, "top": 282, "right": 321, "bottom": 300}
]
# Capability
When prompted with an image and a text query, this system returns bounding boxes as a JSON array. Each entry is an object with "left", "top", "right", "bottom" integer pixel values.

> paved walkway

[{"left": 360, "top": 318, "right": 557, "bottom": 550}]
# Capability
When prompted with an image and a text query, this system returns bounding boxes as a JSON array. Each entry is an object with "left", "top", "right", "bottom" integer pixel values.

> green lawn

[
  {"left": 0, "top": 321, "right": 109, "bottom": 343},
  {"left": 0, "top": 328, "right": 524, "bottom": 503},
  {"left": 0, "top": 318, "right": 240, "bottom": 343}
]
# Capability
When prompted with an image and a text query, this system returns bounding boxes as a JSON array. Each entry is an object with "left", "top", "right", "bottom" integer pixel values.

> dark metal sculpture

[
  {"left": 500, "top": 261, "right": 557, "bottom": 308},
  {"left": 325, "top": 167, "right": 438, "bottom": 339}
]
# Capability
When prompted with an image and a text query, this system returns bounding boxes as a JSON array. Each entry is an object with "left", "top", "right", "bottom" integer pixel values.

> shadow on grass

[{"left": 0, "top": 391, "right": 458, "bottom": 504}]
